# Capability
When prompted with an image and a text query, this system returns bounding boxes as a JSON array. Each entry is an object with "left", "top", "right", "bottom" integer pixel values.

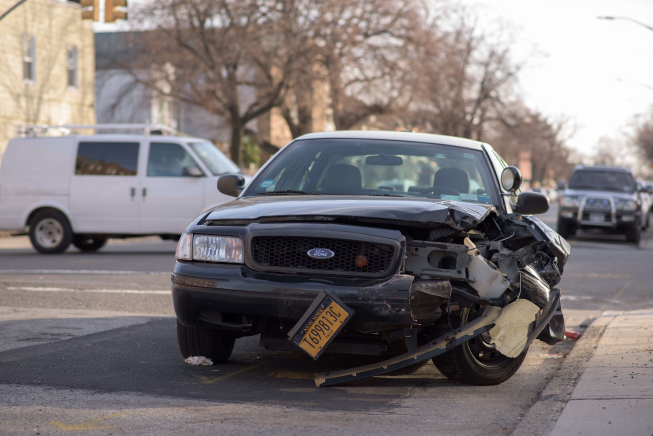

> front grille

[
  {"left": 586, "top": 198, "right": 611, "bottom": 209},
  {"left": 250, "top": 236, "right": 396, "bottom": 275}
]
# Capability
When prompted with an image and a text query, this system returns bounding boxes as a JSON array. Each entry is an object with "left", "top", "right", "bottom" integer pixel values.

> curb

[{"left": 511, "top": 315, "right": 615, "bottom": 436}]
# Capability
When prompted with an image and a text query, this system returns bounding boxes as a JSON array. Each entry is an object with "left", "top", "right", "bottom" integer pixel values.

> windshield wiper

[
  {"left": 367, "top": 193, "right": 411, "bottom": 197},
  {"left": 255, "top": 190, "right": 318, "bottom": 196}
]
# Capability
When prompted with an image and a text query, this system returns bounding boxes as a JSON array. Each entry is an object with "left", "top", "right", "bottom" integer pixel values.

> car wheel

[
  {"left": 556, "top": 220, "right": 574, "bottom": 239},
  {"left": 431, "top": 304, "right": 528, "bottom": 385},
  {"left": 176, "top": 319, "right": 236, "bottom": 363},
  {"left": 73, "top": 236, "right": 107, "bottom": 252},
  {"left": 28, "top": 210, "right": 73, "bottom": 254},
  {"left": 626, "top": 223, "right": 641, "bottom": 244}
]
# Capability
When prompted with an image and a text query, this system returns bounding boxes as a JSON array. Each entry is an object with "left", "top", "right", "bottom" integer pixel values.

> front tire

[
  {"left": 28, "top": 210, "right": 73, "bottom": 254},
  {"left": 176, "top": 319, "right": 235, "bottom": 363},
  {"left": 626, "top": 223, "right": 641, "bottom": 244},
  {"left": 431, "top": 305, "right": 528, "bottom": 385},
  {"left": 557, "top": 219, "right": 574, "bottom": 239},
  {"left": 73, "top": 236, "right": 107, "bottom": 252}
]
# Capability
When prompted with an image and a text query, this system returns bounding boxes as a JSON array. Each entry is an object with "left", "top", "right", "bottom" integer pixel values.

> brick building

[{"left": 0, "top": 0, "right": 96, "bottom": 159}]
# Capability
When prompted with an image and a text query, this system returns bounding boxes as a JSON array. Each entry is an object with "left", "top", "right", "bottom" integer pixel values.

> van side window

[
  {"left": 75, "top": 142, "right": 139, "bottom": 176},
  {"left": 147, "top": 143, "right": 200, "bottom": 177}
]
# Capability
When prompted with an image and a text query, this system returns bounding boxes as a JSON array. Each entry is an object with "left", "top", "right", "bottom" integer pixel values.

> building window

[
  {"left": 66, "top": 46, "right": 78, "bottom": 88},
  {"left": 22, "top": 35, "right": 35, "bottom": 83}
]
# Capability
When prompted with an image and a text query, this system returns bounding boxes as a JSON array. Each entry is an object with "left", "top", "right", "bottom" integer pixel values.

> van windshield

[
  {"left": 189, "top": 142, "right": 240, "bottom": 176},
  {"left": 242, "top": 138, "right": 500, "bottom": 206}
]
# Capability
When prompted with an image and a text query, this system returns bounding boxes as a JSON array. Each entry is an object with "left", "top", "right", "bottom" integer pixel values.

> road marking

[
  {"left": 198, "top": 363, "right": 265, "bottom": 384},
  {"left": 51, "top": 412, "right": 125, "bottom": 431},
  {"left": 613, "top": 281, "right": 631, "bottom": 300},
  {"left": 6, "top": 286, "right": 169, "bottom": 295},
  {"left": 270, "top": 371, "right": 314, "bottom": 379},
  {"left": 0, "top": 269, "right": 169, "bottom": 275},
  {"left": 567, "top": 273, "right": 631, "bottom": 279}
]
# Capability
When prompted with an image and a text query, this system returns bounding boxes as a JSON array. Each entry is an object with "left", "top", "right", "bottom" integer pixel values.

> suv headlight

[
  {"left": 615, "top": 198, "right": 637, "bottom": 211},
  {"left": 560, "top": 196, "right": 580, "bottom": 207},
  {"left": 175, "top": 234, "right": 244, "bottom": 263}
]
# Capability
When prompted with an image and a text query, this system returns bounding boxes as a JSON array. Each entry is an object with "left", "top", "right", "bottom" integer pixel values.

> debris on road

[
  {"left": 540, "top": 353, "right": 565, "bottom": 358},
  {"left": 565, "top": 330, "right": 582, "bottom": 340},
  {"left": 184, "top": 356, "right": 213, "bottom": 365}
]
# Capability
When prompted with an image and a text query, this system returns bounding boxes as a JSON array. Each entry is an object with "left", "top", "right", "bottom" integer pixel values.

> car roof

[
  {"left": 295, "top": 131, "right": 485, "bottom": 150},
  {"left": 10, "top": 134, "right": 207, "bottom": 143}
]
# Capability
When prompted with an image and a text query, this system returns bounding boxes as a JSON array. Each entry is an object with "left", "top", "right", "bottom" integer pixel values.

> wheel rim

[
  {"left": 464, "top": 304, "right": 513, "bottom": 370},
  {"left": 35, "top": 218, "right": 64, "bottom": 248}
]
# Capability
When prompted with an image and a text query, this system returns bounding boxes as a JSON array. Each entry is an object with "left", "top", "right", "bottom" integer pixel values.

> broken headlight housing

[
  {"left": 559, "top": 195, "right": 580, "bottom": 207},
  {"left": 175, "top": 234, "right": 244, "bottom": 263},
  {"left": 615, "top": 198, "right": 637, "bottom": 211}
]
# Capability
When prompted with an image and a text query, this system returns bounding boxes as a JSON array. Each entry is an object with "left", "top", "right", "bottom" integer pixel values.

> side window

[
  {"left": 147, "top": 143, "right": 200, "bottom": 177},
  {"left": 75, "top": 142, "right": 139, "bottom": 176}
]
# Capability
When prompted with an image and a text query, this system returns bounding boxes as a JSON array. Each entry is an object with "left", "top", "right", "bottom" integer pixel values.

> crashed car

[{"left": 172, "top": 131, "right": 570, "bottom": 387}]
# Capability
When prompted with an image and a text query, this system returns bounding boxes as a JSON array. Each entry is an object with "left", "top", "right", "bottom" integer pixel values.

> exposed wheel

[
  {"left": 73, "top": 236, "right": 107, "bottom": 252},
  {"left": 431, "top": 305, "right": 528, "bottom": 385},
  {"left": 626, "top": 223, "right": 641, "bottom": 244},
  {"left": 556, "top": 219, "right": 574, "bottom": 239},
  {"left": 28, "top": 210, "right": 73, "bottom": 254},
  {"left": 176, "top": 319, "right": 235, "bottom": 363}
]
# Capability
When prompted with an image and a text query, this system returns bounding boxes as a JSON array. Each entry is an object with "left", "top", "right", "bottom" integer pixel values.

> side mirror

[
  {"left": 501, "top": 166, "right": 522, "bottom": 192},
  {"left": 217, "top": 174, "right": 245, "bottom": 197},
  {"left": 512, "top": 191, "right": 550, "bottom": 215},
  {"left": 182, "top": 166, "right": 203, "bottom": 177}
]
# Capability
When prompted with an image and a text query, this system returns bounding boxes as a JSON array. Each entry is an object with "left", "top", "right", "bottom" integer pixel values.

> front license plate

[
  {"left": 589, "top": 213, "right": 605, "bottom": 222},
  {"left": 288, "top": 291, "right": 354, "bottom": 360}
]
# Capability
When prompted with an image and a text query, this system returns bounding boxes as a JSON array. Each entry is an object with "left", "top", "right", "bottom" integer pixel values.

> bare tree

[
  {"left": 118, "top": 0, "right": 317, "bottom": 166},
  {"left": 633, "top": 107, "right": 653, "bottom": 165}
]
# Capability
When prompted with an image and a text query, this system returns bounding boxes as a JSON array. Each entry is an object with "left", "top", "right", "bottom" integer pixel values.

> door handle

[
  {"left": 142, "top": 187, "right": 147, "bottom": 199},
  {"left": 130, "top": 187, "right": 136, "bottom": 200}
]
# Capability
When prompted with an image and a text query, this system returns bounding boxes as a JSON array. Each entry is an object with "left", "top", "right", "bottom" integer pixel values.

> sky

[
  {"left": 468, "top": 0, "right": 653, "bottom": 157},
  {"left": 95, "top": 0, "right": 653, "bottom": 157}
]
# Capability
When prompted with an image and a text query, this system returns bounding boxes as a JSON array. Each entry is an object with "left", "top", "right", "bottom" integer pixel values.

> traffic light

[
  {"left": 80, "top": 0, "right": 99, "bottom": 21},
  {"left": 105, "top": 0, "right": 128, "bottom": 22}
]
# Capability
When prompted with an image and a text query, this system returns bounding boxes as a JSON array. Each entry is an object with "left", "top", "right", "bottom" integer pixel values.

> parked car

[
  {"left": 0, "top": 125, "right": 246, "bottom": 253},
  {"left": 172, "top": 130, "right": 569, "bottom": 387},
  {"left": 557, "top": 165, "right": 648, "bottom": 243}
]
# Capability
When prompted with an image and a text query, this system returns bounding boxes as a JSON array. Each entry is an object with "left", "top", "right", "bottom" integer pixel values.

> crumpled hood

[{"left": 205, "top": 196, "right": 498, "bottom": 229}]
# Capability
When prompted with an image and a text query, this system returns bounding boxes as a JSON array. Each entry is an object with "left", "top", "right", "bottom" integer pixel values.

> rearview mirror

[
  {"left": 501, "top": 167, "right": 522, "bottom": 192},
  {"left": 365, "top": 154, "right": 403, "bottom": 166},
  {"left": 217, "top": 174, "right": 245, "bottom": 197},
  {"left": 512, "top": 191, "right": 549, "bottom": 215},
  {"left": 182, "top": 166, "right": 203, "bottom": 177}
]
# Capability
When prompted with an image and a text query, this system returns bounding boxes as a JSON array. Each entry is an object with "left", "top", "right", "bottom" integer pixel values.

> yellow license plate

[{"left": 288, "top": 292, "right": 353, "bottom": 360}]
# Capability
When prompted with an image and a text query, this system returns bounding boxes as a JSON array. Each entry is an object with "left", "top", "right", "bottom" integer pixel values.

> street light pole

[{"left": 598, "top": 16, "right": 653, "bottom": 32}]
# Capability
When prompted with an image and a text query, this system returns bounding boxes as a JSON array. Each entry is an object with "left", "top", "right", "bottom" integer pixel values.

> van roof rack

[{"left": 17, "top": 124, "right": 178, "bottom": 137}]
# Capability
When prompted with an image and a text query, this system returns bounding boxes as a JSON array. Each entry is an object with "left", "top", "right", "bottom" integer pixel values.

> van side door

[
  {"left": 139, "top": 141, "right": 205, "bottom": 234},
  {"left": 69, "top": 140, "right": 142, "bottom": 234}
]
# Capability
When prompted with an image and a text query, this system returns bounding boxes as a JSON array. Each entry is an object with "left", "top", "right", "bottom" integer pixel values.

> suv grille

[{"left": 250, "top": 236, "right": 396, "bottom": 275}]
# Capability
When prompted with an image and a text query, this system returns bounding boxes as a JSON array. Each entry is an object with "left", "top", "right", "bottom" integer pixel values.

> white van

[{"left": 0, "top": 126, "right": 246, "bottom": 253}]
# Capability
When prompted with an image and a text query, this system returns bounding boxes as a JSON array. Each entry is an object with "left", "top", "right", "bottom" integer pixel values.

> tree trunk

[{"left": 230, "top": 123, "right": 243, "bottom": 168}]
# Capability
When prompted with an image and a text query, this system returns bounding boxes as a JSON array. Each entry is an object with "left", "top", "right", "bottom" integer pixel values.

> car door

[
  {"left": 139, "top": 141, "right": 205, "bottom": 234},
  {"left": 69, "top": 140, "right": 142, "bottom": 234}
]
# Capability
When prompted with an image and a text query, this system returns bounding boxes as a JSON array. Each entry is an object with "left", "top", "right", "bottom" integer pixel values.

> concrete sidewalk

[{"left": 550, "top": 309, "right": 653, "bottom": 436}]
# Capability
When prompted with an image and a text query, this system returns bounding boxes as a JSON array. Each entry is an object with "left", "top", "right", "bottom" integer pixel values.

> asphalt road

[{"left": 0, "top": 205, "right": 649, "bottom": 435}]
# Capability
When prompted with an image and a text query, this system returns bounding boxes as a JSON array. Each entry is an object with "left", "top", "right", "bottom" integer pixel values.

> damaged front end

[{"left": 311, "top": 207, "right": 570, "bottom": 386}]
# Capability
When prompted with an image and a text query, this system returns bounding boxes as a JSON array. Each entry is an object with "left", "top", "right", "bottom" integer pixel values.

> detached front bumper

[{"left": 172, "top": 261, "right": 417, "bottom": 331}]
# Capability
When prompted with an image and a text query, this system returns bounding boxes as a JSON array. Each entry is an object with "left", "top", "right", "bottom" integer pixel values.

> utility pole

[{"left": 598, "top": 16, "right": 653, "bottom": 32}]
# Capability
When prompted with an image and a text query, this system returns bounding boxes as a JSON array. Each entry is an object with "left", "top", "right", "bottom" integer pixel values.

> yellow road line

[
  {"left": 614, "top": 281, "right": 631, "bottom": 300},
  {"left": 270, "top": 371, "right": 314, "bottom": 380},
  {"left": 51, "top": 412, "right": 125, "bottom": 431},
  {"left": 198, "top": 362, "right": 265, "bottom": 384}
]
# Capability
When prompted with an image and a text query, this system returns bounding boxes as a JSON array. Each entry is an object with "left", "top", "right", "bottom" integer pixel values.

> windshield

[
  {"left": 568, "top": 170, "right": 635, "bottom": 193},
  {"left": 243, "top": 138, "right": 500, "bottom": 206},
  {"left": 189, "top": 142, "right": 240, "bottom": 176}
]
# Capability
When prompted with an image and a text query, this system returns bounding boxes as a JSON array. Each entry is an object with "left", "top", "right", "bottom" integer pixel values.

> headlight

[
  {"left": 560, "top": 196, "right": 580, "bottom": 207},
  {"left": 176, "top": 233, "right": 193, "bottom": 260},
  {"left": 175, "top": 234, "right": 244, "bottom": 263},
  {"left": 615, "top": 198, "right": 637, "bottom": 211}
]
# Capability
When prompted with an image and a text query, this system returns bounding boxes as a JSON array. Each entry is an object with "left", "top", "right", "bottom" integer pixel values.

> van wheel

[
  {"left": 176, "top": 319, "right": 235, "bottom": 363},
  {"left": 431, "top": 305, "right": 528, "bottom": 385},
  {"left": 73, "top": 236, "right": 107, "bottom": 252},
  {"left": 29, "top": 210, "right": 73, "bottom": 254},
  {"left": 626, "top": 223, "right": 641, "bottom": 244}
]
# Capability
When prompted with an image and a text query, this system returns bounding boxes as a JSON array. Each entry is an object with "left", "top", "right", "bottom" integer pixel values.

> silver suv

[{"left": 557, "top": 165, "right": 648, "bottom": 243}]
